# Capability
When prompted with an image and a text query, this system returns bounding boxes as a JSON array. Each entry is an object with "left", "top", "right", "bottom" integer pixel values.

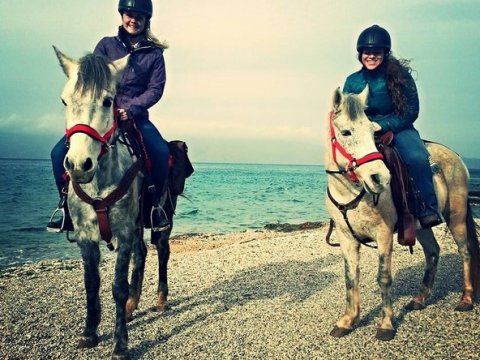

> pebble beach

[{"left": 1, "top": 222, "right": 480, "bottom": 360}]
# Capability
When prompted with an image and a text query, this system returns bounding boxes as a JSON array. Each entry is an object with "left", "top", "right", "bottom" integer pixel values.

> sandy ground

[{"left": 1, "top": 222, "right": 480, "bottom": 360}]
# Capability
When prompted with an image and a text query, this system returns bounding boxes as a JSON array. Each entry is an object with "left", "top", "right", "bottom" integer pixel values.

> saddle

[
  {"left": 120, "top": 121, "right": 194, "bottom": 237},
  {"left": 377, "top": 131, "right": 416, "bottom": 247}
]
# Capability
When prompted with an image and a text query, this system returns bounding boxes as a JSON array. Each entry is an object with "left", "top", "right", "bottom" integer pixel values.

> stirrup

[
  {"left": 47, "top": 207, "right": 66, "bottom": 233},
  {"left": 150, "top": 205, "right": 170, "bottom": 232},
  {"left": 47, "top": 191, "right": 68, "bottom": 233}
]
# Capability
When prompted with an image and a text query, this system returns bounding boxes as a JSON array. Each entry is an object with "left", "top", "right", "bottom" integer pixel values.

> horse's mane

[
  {"left": 344, "top": 94, "right": 364, "bottom": 121},
  {"left": 75, "top": 54, "right": 112, "bottom": 99}
]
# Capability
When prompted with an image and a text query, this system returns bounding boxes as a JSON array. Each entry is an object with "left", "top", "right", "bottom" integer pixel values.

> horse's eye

[
  {"left": 341, "top": 130, "right": 352, "bottom": 136},
  {"left": 61, "top": 98, "right": 67, "bottom": 106},
  {"left": 102, "top": 97, "right": 113, "bottom": 108}
]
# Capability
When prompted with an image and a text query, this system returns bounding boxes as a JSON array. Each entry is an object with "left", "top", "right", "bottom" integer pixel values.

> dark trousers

[
  {"left": 51, "top": 119, "right": 169, "bottom": 194},
  {"left": 392, "top": 128, "right": 438, "bottom": 216}
]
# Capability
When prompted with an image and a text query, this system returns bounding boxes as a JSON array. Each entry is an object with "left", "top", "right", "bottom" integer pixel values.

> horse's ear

[
  {"left": 333, "top": 87, "right": 343, "bottom": 112},
  {"left": 53, "top": 46, "right": 78, "bottom": 78},
  {"left": 109, "top": 55, "right": 130, "bottom": 83},
  {"left": 358, "top": 85, "right": 369, "bottom": 106}
]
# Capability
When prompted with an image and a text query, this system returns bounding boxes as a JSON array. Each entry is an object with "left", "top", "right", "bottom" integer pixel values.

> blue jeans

[
  {"left": 392, "top": 128, "right": 438, "bottom": 217},
  {"left": 51, "top": 119, "right": 169, "bottom": 195}
]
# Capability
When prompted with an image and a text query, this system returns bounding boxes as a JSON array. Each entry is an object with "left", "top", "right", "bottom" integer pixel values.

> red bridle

[
  {"left": 328, "top": 111, "right": 384, "bottom": 182},
  {"left": 65, "top": 105, "right": 119, "bottom": 155}
]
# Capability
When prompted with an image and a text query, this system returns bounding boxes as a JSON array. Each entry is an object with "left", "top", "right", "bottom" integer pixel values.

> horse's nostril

[
  {"left": 82, "top": 158, "right": 93, "bottom": 172},
  {"left": 65, "top": 156, "right": 73, "bottom": 171},
  {"left": 371, "top": 174, "right": 381, "bottom": 185}
]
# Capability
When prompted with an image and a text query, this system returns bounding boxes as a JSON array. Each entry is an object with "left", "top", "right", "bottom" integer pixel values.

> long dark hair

[{"left": 383, "top": 54, "right": 414, "bottom": 115}]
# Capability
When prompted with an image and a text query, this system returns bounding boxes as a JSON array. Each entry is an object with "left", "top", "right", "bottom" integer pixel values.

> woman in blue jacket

[
  {"left": 48, "top": 0, "right": 169, "bottom": 231},
  {"left": 343, "top": 25, "right": 442, "bottom": 229}
]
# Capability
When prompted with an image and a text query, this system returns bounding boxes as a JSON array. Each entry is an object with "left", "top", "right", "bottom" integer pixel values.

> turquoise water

[
  {"left": 0, "top": 160, "right": 328, "bottom": 269},
  {"left": 0, "top": 159, "right": 478, "bottom": 270}
]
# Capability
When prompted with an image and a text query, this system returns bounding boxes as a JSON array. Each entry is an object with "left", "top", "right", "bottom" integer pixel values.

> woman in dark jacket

[
  {"left": 48, "top": 0, "right": 169, "bottom": 231},
  {"left": 343, "top": 25, "right": 442, "bottom": 229}
]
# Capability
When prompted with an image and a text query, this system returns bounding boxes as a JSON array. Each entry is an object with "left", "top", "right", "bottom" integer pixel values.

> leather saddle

[{"left": 377, "top": 131, "right": 416, "bottom": 247}]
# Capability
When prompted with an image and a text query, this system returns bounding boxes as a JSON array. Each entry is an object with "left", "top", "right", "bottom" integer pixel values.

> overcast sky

[{"left": 0, "top": 0, "right": 479, "bottom": 164}]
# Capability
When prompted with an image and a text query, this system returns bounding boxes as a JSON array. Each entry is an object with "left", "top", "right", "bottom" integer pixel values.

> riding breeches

[
  {"left": 50, "top": 119, "right": 170, "bottom": 195},
  {"left": 391, "top": 128, "right": 438, "bottom": 216}
]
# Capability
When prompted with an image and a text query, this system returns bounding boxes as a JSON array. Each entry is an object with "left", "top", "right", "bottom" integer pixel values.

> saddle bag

[{"left": 168, "top": 140, "right": 194, "bottom": 195}]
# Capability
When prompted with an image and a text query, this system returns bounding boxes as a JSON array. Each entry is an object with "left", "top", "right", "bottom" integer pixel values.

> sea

[{"left": 0, "top": 159, "right": 479, "bottom": 270}]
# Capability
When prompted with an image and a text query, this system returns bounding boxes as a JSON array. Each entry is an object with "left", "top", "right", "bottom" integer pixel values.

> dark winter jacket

[
  {"left": 342, "top": 66, "right": 419, "bottom": 134},
  {"left": 93, "top": 28, "right": 166, "bottom": 121}
]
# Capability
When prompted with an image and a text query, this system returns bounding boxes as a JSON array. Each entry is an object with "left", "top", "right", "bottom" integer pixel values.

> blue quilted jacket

[
  {"left": 342, "top": 66, "right": 419, "bottom": 133},
  {"left": 94, "top": 28, "right": 166, "bottom": 121}
]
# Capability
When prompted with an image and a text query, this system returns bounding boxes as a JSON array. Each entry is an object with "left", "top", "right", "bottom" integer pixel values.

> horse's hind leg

[
  {"left": 77, "top": 241, "right": 101, "bottom": 349},
  {"left": 449, "top": 217, "right": 476, "bottom": 311},
  {"left": 126, "top": 229, "right": 147, "bottom": 322},
  {"left": 152, "top": 194, "right": 176, "bottom": 313},
  {"left": 153, "top": 228, "right": 171, "bottom": 312},
  {"left": 405, "top": 228, "right": 440, "bottom": 310}
]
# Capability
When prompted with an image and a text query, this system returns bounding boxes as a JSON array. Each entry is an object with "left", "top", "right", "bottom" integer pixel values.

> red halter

[{"left": 328, "top": 111, "right": 384, "bottom": 182}]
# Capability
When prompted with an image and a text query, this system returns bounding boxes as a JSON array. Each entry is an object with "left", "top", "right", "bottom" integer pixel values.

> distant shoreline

[{"left": 1, "top": 157, "right": 480, "bottom": 170}]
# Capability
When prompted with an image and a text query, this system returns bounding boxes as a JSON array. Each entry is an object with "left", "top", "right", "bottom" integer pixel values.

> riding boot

[{"left": 410, "top": 165, "right": 443, "bottom": 229}]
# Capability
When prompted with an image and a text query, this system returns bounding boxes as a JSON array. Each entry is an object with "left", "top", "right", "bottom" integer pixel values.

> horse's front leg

[
  {"left": 375, "top": 233, "right": 395, "bottom": 341},
  {"left": 331, "top": 233, "right": 361, "bottom": 338},
  {"left": 126, "top": 229, "right": 147, "bottom": 322},
  {"left": 111, "top": 241, "right": 132, "bottom": 360},
  {"left": 77, "top": 240, "right": 101, "bottom": 349}
]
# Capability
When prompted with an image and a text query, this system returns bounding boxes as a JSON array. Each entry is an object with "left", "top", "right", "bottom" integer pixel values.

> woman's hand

[{"left": 117, "top": 109, "right": 129, "bottom": 121}]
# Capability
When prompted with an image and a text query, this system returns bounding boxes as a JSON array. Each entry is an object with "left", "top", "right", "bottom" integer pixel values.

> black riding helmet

[
  {"left": 118, "top": 0, "right": 153, "bottom": 19},
  {"left": 356, "top": 25, "right": 391, "bottom": 52}
]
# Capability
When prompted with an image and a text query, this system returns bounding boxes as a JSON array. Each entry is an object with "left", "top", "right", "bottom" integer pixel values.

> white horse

[
  {"left": 325, "top": 87, "right": 480, "bottom": 341},
  {"left": 54, "top": 47, "right": 178, "bottom": 359}
]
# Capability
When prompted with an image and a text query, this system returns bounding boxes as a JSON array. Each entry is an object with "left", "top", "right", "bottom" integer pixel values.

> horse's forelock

[
  {"left": 75, "top": 54, "right": 112, "bottom": 100},
  {"left": 344, "top": 94, "right": 364, "bottom": 121}
]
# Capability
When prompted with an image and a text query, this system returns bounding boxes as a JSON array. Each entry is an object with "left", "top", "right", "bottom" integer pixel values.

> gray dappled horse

[
  {"left": 54, "top": 47, "right": 176, "bottom": 359},
  {"left": 325, "top": 87, "right": 480, "bottom": 341}
]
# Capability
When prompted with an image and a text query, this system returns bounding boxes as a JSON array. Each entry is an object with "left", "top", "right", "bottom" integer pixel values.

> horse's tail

[{"left": 466, "top": 203, "right": 480, "bottom": 299}]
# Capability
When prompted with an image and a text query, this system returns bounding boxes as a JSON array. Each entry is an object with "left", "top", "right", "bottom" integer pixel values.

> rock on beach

[{"left": 1, "top": 222, "right": 480, "bottom": 359}]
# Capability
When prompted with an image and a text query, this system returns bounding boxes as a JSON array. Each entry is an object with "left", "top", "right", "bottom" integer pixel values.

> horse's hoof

[
  {"left": 156, "top": 293, "right": 169, "bottom": 313},
  {"left": 404, "top": 300, "right": 426, "bottom": 311},
  {"left": 77, "top": 335, "right": 99, "bottom": 349},
  {"left": 376, "top": 328, "right": 395, "bottom": 341},
  {"left": 330, "top": 326, "right": 352, "bottom": 338},
  {"left": 455, "top": 302, "right": 474, "bottom": 312},
  {"left": 112, "top": 352, "right": 130, "bottom": 360},
  {"left": 156, "top": 302, "right": 169, "bottom": 313}
]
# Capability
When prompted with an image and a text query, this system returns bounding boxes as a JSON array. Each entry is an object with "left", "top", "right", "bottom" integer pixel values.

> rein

[{"left": 326, "top": 110, "right": 382, "bottom": 248}]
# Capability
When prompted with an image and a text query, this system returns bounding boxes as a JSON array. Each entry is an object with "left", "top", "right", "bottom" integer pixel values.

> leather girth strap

[{"left": 71, "top": 158, "right": 143, "bottom": 251}]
